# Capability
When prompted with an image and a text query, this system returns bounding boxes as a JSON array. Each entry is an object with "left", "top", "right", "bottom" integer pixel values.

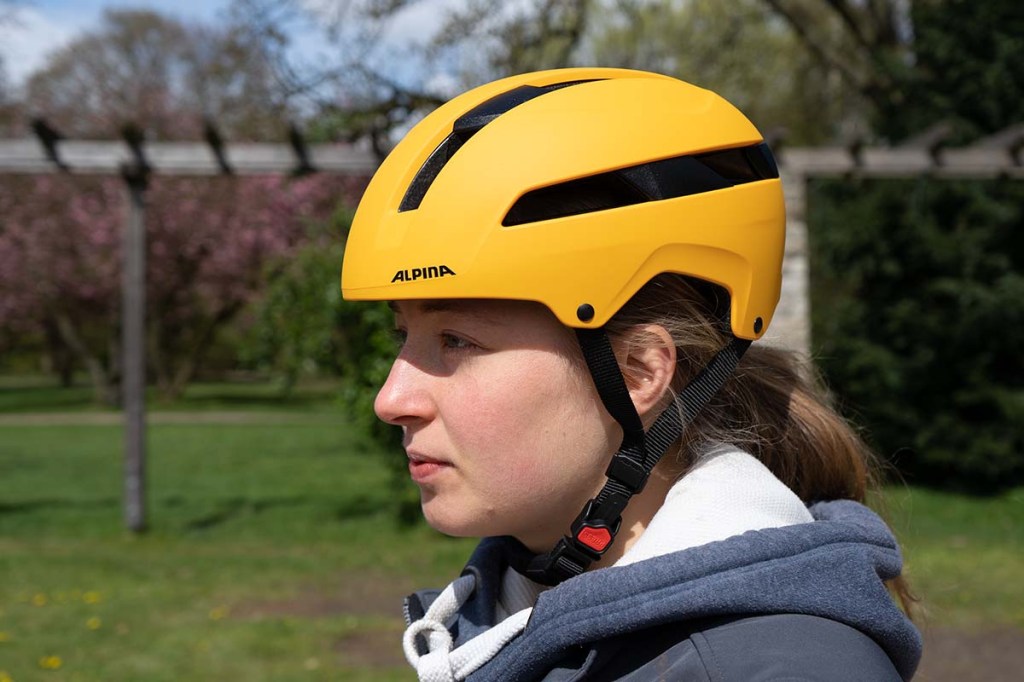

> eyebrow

[{"left": 386, "top": 299, "right": 506, "bottom": 324}]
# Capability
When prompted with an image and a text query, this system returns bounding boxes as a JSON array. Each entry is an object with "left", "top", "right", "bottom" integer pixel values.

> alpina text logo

[{"left": 391, "top": 265, "right": 456, "bottom": 283}]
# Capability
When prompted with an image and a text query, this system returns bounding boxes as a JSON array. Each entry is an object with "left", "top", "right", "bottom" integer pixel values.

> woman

[{"left": 341, "top": 68, "right": 921, "bottom": 681}]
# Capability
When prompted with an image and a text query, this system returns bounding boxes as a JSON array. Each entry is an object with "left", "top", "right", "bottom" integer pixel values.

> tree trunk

[
  {"left": 53, "top": 312, "right": 118, "bottom": 405},
  {"left": 43, "top": 317, "right": 76, "bottom": 387},
  {"left": 159, "top": 301, "right": 245, "bottom": 401}
]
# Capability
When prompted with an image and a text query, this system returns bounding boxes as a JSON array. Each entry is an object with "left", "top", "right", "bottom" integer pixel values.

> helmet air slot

[
  {"left": 399, "top": 80, "right": 597, "bottom": 212},
  {"left": 502, "top": 142, "right": 780, "bottom": 226}
]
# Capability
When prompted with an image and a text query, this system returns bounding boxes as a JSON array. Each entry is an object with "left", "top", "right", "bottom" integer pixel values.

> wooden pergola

[
  {"left": 0, "top": 119, "right": 1020, "bottom": 531},
  {"left": 1, "top": 121, "right": 377, "bottom": 532},
  {"left": 765, "top": 122, "right": 1024, "bottom": 353}
]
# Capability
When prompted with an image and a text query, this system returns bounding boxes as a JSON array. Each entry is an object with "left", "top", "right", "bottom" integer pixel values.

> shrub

[{"left": 809, "top": 177, "right": 1023, "bottom": 492}]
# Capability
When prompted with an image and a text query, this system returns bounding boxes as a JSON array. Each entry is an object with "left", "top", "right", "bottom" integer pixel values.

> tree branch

[
  {"left": 761, "top": 0, "right": 869, "bottom": 93},
  {"left": 824, "top": 0, "right": 874, "bottom": 52}
]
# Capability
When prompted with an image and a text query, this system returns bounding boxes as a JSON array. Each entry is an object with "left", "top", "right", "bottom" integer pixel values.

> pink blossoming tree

[{"left": 0, "top": 172, "right": 363, "bottom": 403}]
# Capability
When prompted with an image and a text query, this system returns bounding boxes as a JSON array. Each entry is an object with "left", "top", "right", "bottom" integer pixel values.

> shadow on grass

[
  {"left": 0, "top": 494, "right": 384, "bottom": 532},
  {"left": 0, "top": 383, "right": 101, "bottom": 413},
  {"left": 182, "top": 494, "right": 383, "bottom": 531},
  {"left": 0, "top": 498, "right": 118, "bottom": 514},
  {"left": 0, "top": 376, "right": 343, "bottom": 413}
]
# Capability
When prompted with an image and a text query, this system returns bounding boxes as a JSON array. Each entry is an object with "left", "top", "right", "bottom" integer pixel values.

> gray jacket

[{"left": 404, "top": 500, "right": 922, "bottom": 681}]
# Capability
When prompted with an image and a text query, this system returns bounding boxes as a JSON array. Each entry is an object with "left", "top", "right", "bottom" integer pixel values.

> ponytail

[{"left": 606, "top": 274, "right": 918, "bottom": 617}]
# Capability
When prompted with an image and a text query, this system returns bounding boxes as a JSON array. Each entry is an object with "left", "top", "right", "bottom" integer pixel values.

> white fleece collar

[
  {"left": 500, "top": 445, "right": 812, "bottom": 611},
  {"left": 405, "top": 445, "right": 815, "bottom": 681},
  {"left": 615, "top": 444, "right": 813, "bottom": 567}
]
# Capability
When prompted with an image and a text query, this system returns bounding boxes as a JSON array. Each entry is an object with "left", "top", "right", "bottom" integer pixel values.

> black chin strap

[{"left": 524, "top": 327, "right": 751, "bottom": 586}]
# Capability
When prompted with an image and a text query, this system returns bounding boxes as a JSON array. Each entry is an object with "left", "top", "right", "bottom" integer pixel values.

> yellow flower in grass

[
  {"left": 31, "top": 593, "right": 47, "bottom": 607},
  {"left": 38, "top": 656, "right": 62, "bottom": 670},
  {"left": 83, "top": 591, "right": 102, "bottom": 605},
  {"left": 0, "top": 631, "right": 9, "bottom": 642},
  {"left": 208, "top": 605, "right": 229, "bottom": 621},
  {"left": 86, "top": 617, "right": 102, "bottom": 630},
  {"left": 0, "top": 669, "right": 13, "bottom": 682}
]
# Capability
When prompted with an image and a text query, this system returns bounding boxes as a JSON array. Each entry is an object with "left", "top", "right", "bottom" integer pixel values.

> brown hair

[{"left": 605, "top": 274, "right": 917, "bottom": 616}]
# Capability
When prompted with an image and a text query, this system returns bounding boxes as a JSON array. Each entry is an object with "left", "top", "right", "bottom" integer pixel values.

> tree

[
  {"left": 0, "top": 173, "right": 355, "bottom": 403},
  {"left": 240, "top": 208, "right": 416, "bottom": 516},
  {"left": 239, "top": 0, "right": 883, "bottom": 147},
  {"left": 0, "top": 176, "right": 122, "bottom": 399},
  {"left": 1, "top": 7, "right": 370, "bottom": 401},
  {"left": 808, "top": 0, "right": 1024, "bottom": 491},
  {"left": 752, "top": 0, "right": 912, "bottom": 136},
  {"left": 0, "top": 0, "right": 21, "bottom": 135},
  {"left": 810, "top": 177, "right": 1024, "bottom": 491},
  {"left": 24, "top": 8, "right": 289, "bottom": 140},
  {"left": 891, "top": 0, "right": 1024, "bottom": 142},
  {"left": 226, "top": 0, "right": 449, "bottom": 156},
  {"left": 755, "top": 0, "right": 1024, "bottom": 142},
  {"left": 582, "top": 0, "right": 867, "bottom": 143}
]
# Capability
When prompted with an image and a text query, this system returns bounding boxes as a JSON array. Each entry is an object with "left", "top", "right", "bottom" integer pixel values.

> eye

[{"left": 441, "top": 332, "right": 477, "bottom": 351}]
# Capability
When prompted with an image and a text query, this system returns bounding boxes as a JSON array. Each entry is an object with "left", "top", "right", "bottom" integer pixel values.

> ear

[{"left": 616, "top": 325, "right": 677, "bottom": 424}]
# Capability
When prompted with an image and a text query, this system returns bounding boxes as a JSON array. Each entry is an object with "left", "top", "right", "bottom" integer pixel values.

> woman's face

[{"left": 375, "top": 299, "right": 619, "bottom": 551}]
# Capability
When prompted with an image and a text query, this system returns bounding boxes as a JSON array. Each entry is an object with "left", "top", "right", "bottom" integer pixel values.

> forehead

[
  {"left": 387, "top": 299, "right": 538, "bottom": 321},
  {"left": 388, "top": 299, "right": 579, "bottom": 348}
]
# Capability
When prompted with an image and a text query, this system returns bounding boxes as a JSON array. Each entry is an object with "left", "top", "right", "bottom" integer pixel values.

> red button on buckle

[{"left": 576, "top": 526, "right": 613, "bottom": 553}]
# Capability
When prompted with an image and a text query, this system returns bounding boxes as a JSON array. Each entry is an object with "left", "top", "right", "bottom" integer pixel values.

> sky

[
  {"left": 0, "top": 0, "right": 465, "bottom": 91},
  {"left": 0, "top": 0, "right": 235, "bottom": 86}
]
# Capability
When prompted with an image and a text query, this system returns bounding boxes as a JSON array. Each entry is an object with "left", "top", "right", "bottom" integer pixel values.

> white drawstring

[{"left": 403, "top": 573, "right": 532, "bottom": 681}]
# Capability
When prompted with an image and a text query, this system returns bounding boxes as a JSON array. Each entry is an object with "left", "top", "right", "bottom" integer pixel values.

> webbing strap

[
  {"left": 525, "top": 332, "right": 751, "bottom": 586},
  {"left": 644, "top": 335, "right": 751, "bottom": 460},
  {"left": 575, "top": 329, "right": 645, "bottom": 445}
]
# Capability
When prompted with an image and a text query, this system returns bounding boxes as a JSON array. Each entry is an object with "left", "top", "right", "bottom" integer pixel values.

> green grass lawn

[
  {"left": 0, "top": 381, "right": 477, "bottom": 681},
  {"left": 0, "top": 379, "right": 1021, "bottom": 680},
  {"left": 0, "top": 375, "right": 343, "bottom": 414},
  {"left": 879, "top": 485, "right": 1024, "bottom": 630}
]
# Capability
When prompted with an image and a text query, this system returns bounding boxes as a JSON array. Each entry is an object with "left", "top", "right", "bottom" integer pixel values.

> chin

[
  {"left": 422, "top": 498, "right": 512, "bottom": 539},
  {"left": 421, "top": 503, "right": 482, "bottom": 538}
]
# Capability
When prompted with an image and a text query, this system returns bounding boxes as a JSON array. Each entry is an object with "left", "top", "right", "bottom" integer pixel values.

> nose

[{"left": 374, "top": 356, "right": 435, "bottom": 426}]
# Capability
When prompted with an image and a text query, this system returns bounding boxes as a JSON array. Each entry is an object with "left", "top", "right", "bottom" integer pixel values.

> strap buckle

[
  {"left": 524, "top": 499, "right": 624, "bottom": 585},
  {"left": 524, "top": 537, "right": 592, "bottom": 585},
  {"left": 605, "top": 453, "right": 649, "bottom": 494},
  {"left": 569, "top": 498, "right": 623, "bottom": 558}
]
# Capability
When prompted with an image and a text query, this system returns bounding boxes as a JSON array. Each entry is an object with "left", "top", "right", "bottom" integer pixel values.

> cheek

[{"left": 471, "top": 358, "right": 611, "bottom": 490}]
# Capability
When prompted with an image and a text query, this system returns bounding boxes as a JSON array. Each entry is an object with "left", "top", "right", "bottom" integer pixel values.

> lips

[{"left": 407, "top": 453, "right": 452, "bottom": 483}]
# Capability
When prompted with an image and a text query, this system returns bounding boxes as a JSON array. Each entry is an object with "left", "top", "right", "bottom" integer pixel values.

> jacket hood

[{"left": 422, "top": 499, "right": 921, "bottom": 681}]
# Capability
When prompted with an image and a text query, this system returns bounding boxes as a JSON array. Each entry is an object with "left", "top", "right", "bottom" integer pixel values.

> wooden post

[
  {"left": 4, "top": 122, "right": 383, "bottom": 535},
  {"left": 773, "top": 169, "right": 811, "bottom": 355},
  {"left": 121, "top": 162, "right": 149, "bottom": 533}
]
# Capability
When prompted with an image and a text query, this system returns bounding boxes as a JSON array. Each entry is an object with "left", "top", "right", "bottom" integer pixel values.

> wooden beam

[
  {"left": 4, "top": 138, "right": 1022, "bottom": 178},
  {"left": 0, "top": 139, "right": 379, "bottom": 175},
  {"left": 779, "top": 145, "right": 1024, "bottom": 178}
]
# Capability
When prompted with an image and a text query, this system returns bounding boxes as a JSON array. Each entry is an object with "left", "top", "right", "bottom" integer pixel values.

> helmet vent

[
  {"left": 502, "top": 143, "right": 779, "bottom": 226},
  {"left": 399, "top": 80, "right": 597, "bottom": 212}
]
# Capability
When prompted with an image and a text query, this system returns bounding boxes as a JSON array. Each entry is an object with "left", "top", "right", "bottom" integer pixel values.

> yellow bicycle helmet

[
  {"left": 342, "top": 67, "right": 784, "bottom": 340},
  {"left": 342, "top": 68, "right": 786, "bottom": 584}
]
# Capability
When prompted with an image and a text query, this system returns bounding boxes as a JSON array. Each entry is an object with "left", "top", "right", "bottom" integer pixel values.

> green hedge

[
  {"left": 243, "top": 212, "right": 414, "bottom": 519},
  {"left": 809, "top": 177, "right": 1023, "bottom": 492}
]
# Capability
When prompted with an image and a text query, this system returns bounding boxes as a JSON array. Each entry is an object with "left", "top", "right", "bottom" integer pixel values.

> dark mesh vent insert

[
  {"left": 399, "top": 80, "right": 597, "bottom": 212},
  {"left": 502, "top": 142, "right": 779, "bottom": 226}
]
